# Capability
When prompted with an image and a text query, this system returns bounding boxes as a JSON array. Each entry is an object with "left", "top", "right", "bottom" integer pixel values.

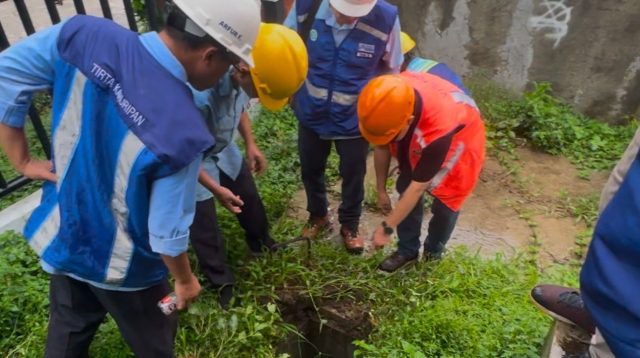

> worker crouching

[{"left": 358, "top": 72, "right": 486, "bottom": 273}]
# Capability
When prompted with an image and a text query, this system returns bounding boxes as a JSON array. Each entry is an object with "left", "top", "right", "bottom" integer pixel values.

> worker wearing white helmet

[
  {"left": 284, "top": 0, "right": 404, "bottom": 254},
  {"left": 0, "top": 0, "right": 260, "bottom": 355}
]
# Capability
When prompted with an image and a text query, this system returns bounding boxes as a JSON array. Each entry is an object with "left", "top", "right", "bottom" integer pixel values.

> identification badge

[
  {"left": 356, "top": 43, "right": 375, "bottom": 58},
  {"left": 358, "top": 43, "right": 376, "bottom": 54}
]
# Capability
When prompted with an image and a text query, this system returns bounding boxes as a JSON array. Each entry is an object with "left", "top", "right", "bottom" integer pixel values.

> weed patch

[{"left": 471, "top": 80, "right": 637, "bottom": 177}]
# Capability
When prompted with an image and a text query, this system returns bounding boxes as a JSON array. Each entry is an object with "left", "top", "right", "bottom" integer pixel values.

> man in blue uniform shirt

[
  {"left": 285, "top": 0, "right": 403, "bottom": 254},
  {"left": 0, "top": 0, "right": 260, "bottom": 356},
  {"left": 189, "top": 23, "right": 308, "bottom": 308}
]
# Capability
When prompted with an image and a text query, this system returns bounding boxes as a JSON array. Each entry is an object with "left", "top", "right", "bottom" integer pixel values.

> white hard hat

[
  {"left": 171, "top": 0, "right": 261, "bottom": 66},
  {"left": 329, "top": 0, "right": 377, "bottom": 17}
]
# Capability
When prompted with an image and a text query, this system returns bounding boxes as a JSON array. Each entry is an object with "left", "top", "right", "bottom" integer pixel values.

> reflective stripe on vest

[
  {"left": 305, "top": 79, "right": 328, "bottom": 100},
  {"left": 355, "top": 22, "right": 389, "bottom": 42},
  {"left": 428, "top": 142, "right": 465, "bottom": 192},
  {"left": 305, "top": 80, "right": 359, "bottom": 106},
  {"left": 451, "top": 91, "right": 479, "bottom": 111},
  {"left": 292, "top": 0, "right": 398, "bottom": 137}
]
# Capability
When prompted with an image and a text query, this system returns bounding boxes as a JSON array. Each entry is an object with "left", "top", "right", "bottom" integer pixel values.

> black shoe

[
  {"left": 215, "top": 285, "right": 240, "bottom": 310},
  {"left": 530, "top": 284, "right": 595, "bottom": 334},
  {"left": 423, "top": 250, "right": 443, "bottom": 262},
  {"left": 377, "top": 252, "right": 418, "bottom": 273},
  {"left": 248, "top": 244, "right": 278, "bottom": 258}
]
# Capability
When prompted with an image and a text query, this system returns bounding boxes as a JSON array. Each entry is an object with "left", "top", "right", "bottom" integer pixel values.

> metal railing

[{"left": 0, "top": 0, "right": 285, "bottom": 199}]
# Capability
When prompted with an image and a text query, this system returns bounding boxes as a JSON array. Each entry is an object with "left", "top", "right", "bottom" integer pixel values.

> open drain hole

[{"left": 275, "top": 289, "right": 372, "bottom": 358}]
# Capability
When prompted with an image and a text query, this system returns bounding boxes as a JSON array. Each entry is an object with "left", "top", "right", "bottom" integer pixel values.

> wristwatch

[{"left": 381, "top": 221, "right": 394, "bottom": 236}]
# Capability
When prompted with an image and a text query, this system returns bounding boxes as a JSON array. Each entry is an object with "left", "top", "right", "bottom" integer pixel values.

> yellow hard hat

[
  {"left": 400, "top": 32, "right": 416, "bottom": 55},
  {"left": 250, "top": 23, "right": 309, "bottom": 111}
]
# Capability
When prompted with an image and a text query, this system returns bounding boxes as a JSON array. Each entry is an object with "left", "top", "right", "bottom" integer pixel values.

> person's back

[
  {"left": 399, "top": 32, "right": 469, "bottom": 96},
  {"left": 396, "top": 71, "right": 484, "bottom": 211},
  {"left": 25, "top": 15, "right": 212, "bottom": 286},
  {"left": 356, "top": 72, "right": 485, "bottom": 272},
  {"left": 580, "top": 128, "right": 640, "bottom": 356},
  {"left": 405, "top": 57, "right": 469, "bottom": 96},
  {"left": 0, "top": 0, "right": 261, "bottom": 354}
]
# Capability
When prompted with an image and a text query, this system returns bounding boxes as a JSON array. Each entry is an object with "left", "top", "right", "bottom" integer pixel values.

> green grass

[
  {"left": 0, "top": 83, "right": 634, "bottom": 356},
  {"left": 469, "top": 79, "right": 638, "bottom": 177}
]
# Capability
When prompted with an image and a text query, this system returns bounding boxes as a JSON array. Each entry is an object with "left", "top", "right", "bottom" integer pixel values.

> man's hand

[
  {"left": 215, "top": 186, "right": 244, "bottom": 214},
  {"left": 377, "top": 191, "right": 392, "bottom": 215},
  {"left": 21, "top": 159, "right": 57, "bottom": 182},
  {"left": 246, "top": 144, "right": 267, "bottom": 174},
  {"left": 174, "top": 273, "right": 201, "bottom": 310},
  {"left": 372, "top": 224, "right": 392, "bottom": 249}
]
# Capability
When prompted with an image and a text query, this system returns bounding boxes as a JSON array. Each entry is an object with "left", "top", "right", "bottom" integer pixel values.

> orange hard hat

[{"left": 358, "top": 75, "right": 415, "bottom": 146}]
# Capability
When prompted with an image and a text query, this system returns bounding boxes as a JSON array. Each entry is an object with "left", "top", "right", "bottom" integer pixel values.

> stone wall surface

[
  {"left": 1, "top": 0, "right": 639, "bottom": 122},
  {"left": 391, "top": 0, "right": 640, "bottom": 123}
]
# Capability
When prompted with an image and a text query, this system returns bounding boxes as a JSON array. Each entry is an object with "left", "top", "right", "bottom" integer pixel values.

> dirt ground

[{"left": 287, "top": 147, "right": 608, "bottom": 265}]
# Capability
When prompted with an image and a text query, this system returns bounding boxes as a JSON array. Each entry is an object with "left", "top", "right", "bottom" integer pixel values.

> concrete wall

[{"left": 391, "top": 0, "right": 640, "bottom": 123}]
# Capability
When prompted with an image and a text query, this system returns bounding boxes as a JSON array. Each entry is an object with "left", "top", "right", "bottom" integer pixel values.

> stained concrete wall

[{"left": 390, "top": 0, "right": 640, "bottom": 123}]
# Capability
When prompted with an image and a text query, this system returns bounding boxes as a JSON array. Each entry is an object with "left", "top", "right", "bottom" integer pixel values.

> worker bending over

[{"left": 358, "top": 72, "right": 485, "bottom": 273}]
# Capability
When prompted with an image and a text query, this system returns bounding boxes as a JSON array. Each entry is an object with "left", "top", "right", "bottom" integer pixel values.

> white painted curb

[{"left": 0, "top": 190, "right": 41, "bottom": 234}]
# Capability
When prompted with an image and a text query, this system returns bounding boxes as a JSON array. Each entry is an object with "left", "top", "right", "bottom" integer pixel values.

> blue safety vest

[
  {"left": 292, "top": 0, "right": 397, "bottom": 137},
  {"left": 407, "top": 57, "right": 470, "bottom": 95},
  {"left": 22, "top": 16, "right": 213, "bottom": 288},
  {"left": 581, "top": 152, "right": 640, "bottom": 356}
]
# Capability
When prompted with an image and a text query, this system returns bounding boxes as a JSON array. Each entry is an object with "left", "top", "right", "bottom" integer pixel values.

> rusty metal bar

[
  {"left": 73, "top": 0, "right": 86, "bottom": 15},
  {"left": 99, "top": 0, "right": 113, "bottom": 20},
  {"left": 45, "top": 0, "right": 62, "bottom": 24},
  {"left": 145, "top": 0, "right": 158, "bottom": 31},
  {"left": 0, "top": 172, "right": 7, "bottom": 189},
  {"left": 1, "top": 176, "right": 32, "bottom": 198},
  {"left": 122, "top": 0, "right": 138, "bottom": 32},
  {"left": 14, "top": 0, "right": 36, "bottom": 35},
  {"left": 0, "top": 21, "right": 10, "bottom": 52}
]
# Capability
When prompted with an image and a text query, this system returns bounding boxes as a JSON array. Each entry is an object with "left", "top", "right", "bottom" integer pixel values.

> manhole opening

[{"left": 275, "top": 289, "right": 372, "bottom": 358}]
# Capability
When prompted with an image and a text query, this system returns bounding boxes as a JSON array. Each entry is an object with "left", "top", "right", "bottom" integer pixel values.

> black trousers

[
  {"left": 45, "top": 275, "right": 176, "bottom": 358},
  {"left": 190, "top": 161, "right": 272, "bottom": 287},
  {"left": 297, "top": 124, "right": 369, "bottom": 229},
  {"left": 396, "top": 174, "right": 460, "bottom": 257}
]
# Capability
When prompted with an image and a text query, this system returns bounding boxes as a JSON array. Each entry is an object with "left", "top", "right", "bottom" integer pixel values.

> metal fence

[{"left": 0, "top": 0, "right": 284, "bottom": 199}]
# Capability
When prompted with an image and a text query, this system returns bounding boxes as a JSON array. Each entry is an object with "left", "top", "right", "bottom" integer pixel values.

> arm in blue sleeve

[
  {"left": 283, "top": 1, "right": 298, "bottom": 31},
  {"left": 383, "top": 17, "right": 404, "bottom": 74},
  {"left": 0, "top": 22, "right": 65, "bottom": 128},
  {"left": 148, "top": 156, "right": 202, "bottom": 257}
]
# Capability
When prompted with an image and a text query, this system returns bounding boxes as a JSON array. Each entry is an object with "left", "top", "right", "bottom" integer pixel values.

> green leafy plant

[{"left": 471, "top": 80, "right": 638, "bottom": 177}]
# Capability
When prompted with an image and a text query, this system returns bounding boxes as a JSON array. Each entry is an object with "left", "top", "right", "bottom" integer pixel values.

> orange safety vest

[{"left": 390, "top": 71, "right": 486, "bottom": 211}]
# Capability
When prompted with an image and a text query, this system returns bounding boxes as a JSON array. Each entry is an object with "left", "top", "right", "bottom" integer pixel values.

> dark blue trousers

[
  {"left": 395, "top": 177, "right": 460, "bottom": 258},
  {"left": 297, "top": 124, "right": 369, "bottom": 230}
]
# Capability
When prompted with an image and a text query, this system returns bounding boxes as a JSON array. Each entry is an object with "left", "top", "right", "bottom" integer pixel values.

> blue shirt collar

[
  {"left": 139, "top": 32, "right": 187, "bottom": 82},
  {"left": 215, "top": 70, "right": 236, "bottom": 97}
]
